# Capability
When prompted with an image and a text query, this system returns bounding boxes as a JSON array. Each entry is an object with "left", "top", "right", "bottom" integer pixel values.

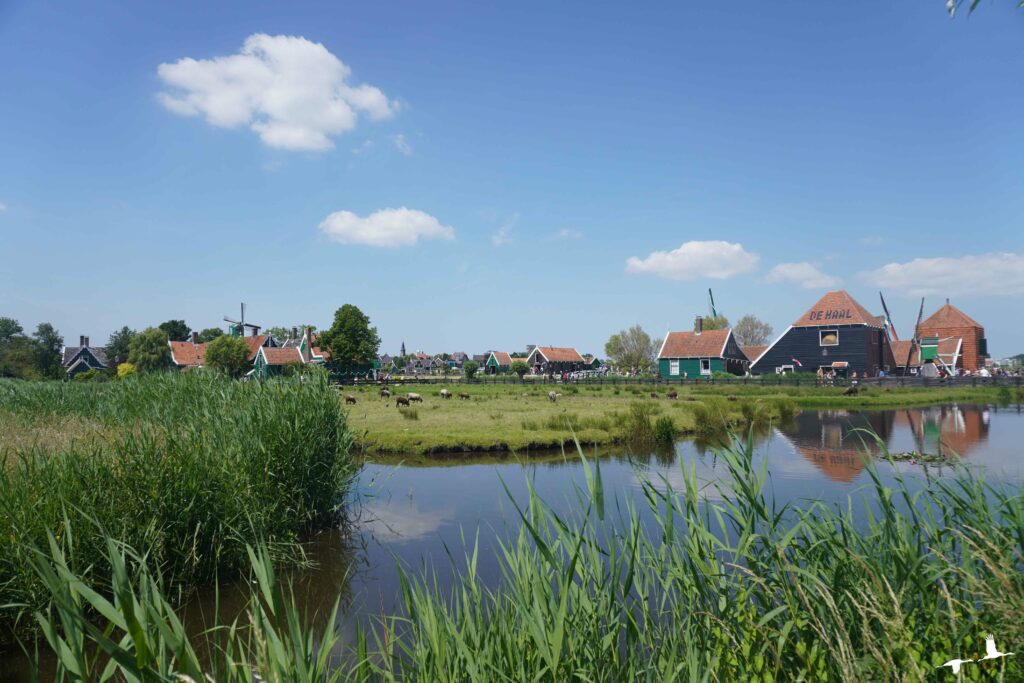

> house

[
  {"left": 252, "top": 328, "right": 327, "bottom": 378},
  {"left": 751, "top": 290, "right": 895, "bottom": 377},
  {"left": 379, "top": 354, "right": 396, "bottom": 373},
  {"left": 406, "top": 356, "right": 432, "bottom": 375},
  {"left": 525, "top": 346, "right": 585, "bottom": 374},
  {"left": 582, "top": 354, "right": 602, "bottom": 369},
  {"left": 170, "top": 329, "right": 274, "bottom": 371},
  {"left": 61, "top": 335, "right": 111, "bottom": 378},
  {"left": 485, "top": 351, "right": 513, "bottom": 374},
  {"left": 917, "top": 301, "right": 986, "bottom": 372},
  {"left": 657, "top": 324, "right": 749, "bottom": 379}
]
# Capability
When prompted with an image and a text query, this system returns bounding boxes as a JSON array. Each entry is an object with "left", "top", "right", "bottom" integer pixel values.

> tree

[
  {"left": 511, "top": 361, "right": 529, "bottom": 380},
  {"left": 0, "top": 317, "right": 24, "bottom": 342},
  {"left": 733, "top": 314, "right": 773, "bottom": 347},
  {"left": 204, "top": 335, "right": 250, "bottom": 377},
  {"left": 106, "top": 326, "right": 137, "bottom": 361},
  {"left": 320, "top": 304, "right": 380, "bottom": 367},
  {"left": 33, "top": 323, "right": 64, "bottom": 379},
  {"left": 128, "top": 328, "right": 171, "bottom": 372},
  {"left": 198, "top": 327, "right": 225, "bottom": 343},
  {"left": 117, "top": 362, "right": 137, "bottom": 379},
  {"left": 697, "top": 315, "right": 730, "bottom": 332},
  {"left": 605, "top": 325, "right": 660, "bottom": 373},
  {"left": 158, "top": 319, "right": 190, "bottom": 342},
  {"left": 0, "top": 334, "right": 39, "bottom": 379},
  {"left": 463, "top": 360, "right": 480, "bottom": 380}
]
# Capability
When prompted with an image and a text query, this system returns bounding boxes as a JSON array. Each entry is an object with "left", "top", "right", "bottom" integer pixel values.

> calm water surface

[{"left": 5, "top": 404, "right": 1023, "bottom": 678}]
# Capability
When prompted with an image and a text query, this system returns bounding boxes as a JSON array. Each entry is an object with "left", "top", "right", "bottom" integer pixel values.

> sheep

[
  {"left": 395, "top": 396, "right": 411, "bottom": 408},
  {"left": 344, "top": 395, "right": 357, "bottom": 405},
  {"left": 379, "top": 388, "right": 391, "bottom": 399},
  {"left": 440, "top": 389, "right": 452, "bottom": 400},
  {"left": 548, "top": 391, "right": 561, "bottom": 403},
  {"left": 650, "top": 392, "right": 659, "bottom": 399},
  {"left": 408, "top": 393, "right": 423, "bottom": 403},
  {"left": 458, "top": 392, "right": 471, "bottom": 400},
  {"left": 727, "top": 395, "right": 738, "bottom": 402},
  {"left": 666, "top": 391, "right": 678, "bottom": 400},
  {"left": 843, "top": 385, "right": 859, "bottom": 396}
]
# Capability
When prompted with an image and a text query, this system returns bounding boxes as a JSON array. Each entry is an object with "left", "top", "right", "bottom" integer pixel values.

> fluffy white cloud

[
  {"left": 859, "top": 252, "right": 1024, "bottom": 296},
  {"left": 766, "top": 262, "right": 842, "bottom": 289},
  {"left": 392, "top": 134, "right": 412, "bottom": 155},
  {"left": 319, "top": 208, "right": 454, "bottom": 247},
  {"left": 625, "top": 241, "right": 759, "bottom": 280},
  {"left": 157, "top": 34, "right": 397, "bottom": 151}
]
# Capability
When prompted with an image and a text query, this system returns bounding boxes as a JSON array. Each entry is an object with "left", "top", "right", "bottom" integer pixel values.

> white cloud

[
  {"left": 625, "top": 240, "right": 759, "bottom": 280},
  {"left": 552, "top": 228, "right": 583, "bottom": 240},
  {"left": 392, "top": 133, "right": 412, "bottom": 155},
  {"left": 157, "top": 34, "right": 397, "bottom": 151},
  {"left": 491, "top": 213, "right": 518, "bottom": 247},
  {"left": 766, "top": 262, "right": 842, "bottom": 289},
  {"left": 319, "top": 207, "right": 454, "bottom": 248},
  {"left": 859, "top": 236, "right": 885, "bottom": 247},
  {"left": 859, "top": 252, "right": 1024, "bottom": 297}
]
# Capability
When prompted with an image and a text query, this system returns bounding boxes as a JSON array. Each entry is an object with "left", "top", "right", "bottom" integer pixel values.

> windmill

[
  {"left": 904, "top": 297, "right": 926, "bottom": 373},
  {"left": 223, "top": 303, "right": 262, "bottom": 338},
  {"left": 878, "top": 292, "right": 899, "bottom": 342},
  {"left": 708, "top": 289, "right": 718, "bottom": 319}
]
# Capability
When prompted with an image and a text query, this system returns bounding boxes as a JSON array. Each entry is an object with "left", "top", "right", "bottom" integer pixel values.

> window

[
  {"left": 819, "top": 330, "right": 839, "bottom": 347},
  {"left": 669, "top": 360, "right": 680, "bottom": 376},
  {"left": 778, "top": 365, "right": 794, "bottom": 375},
  {"left": 700, "top": 359, "right": 711, "bottom": 375}
]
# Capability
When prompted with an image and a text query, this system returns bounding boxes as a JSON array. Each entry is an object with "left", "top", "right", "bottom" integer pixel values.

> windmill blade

[
  {"left": 879, "top": 292, "right": 899, "bottom": 341},
  {"left": 708, "top": 288, "right": 718, "bottom": 319},
  {"left": 905, "top": 297, "right": 925, "bottom": 372}
]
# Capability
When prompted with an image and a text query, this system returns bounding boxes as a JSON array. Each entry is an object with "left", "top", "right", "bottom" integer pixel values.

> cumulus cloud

[
  {"left": 157, "top": 34, "right": 397, "bottom": 151},
  {"left": 625, "top": 241, "right": 759, "bottom": 280},
  {"left": 766, "top": 262, "right": 842, "bottom": 289},
  {"left": 392, "top": 134, "right": 412, "bottom": 155},
  {"left": 318, "top": 207, "right": 454, "bottom": 247},
  {"left": 859, "top": 252, "right": 1024, "bottom": 296}
]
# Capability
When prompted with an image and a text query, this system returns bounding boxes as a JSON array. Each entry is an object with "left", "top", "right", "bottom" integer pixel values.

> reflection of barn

[
  {"left": 896, "top": 405, "right": 989, "bottom": 458},
  {"left": 752, "top": 291, "right": 895, "bottom": 376},
  {"left": 776, "top": 410, "right": 895, "bottom": 483}
]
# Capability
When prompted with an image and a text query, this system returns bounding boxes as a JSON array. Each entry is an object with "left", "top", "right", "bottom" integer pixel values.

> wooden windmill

[{"left": 223, "top": 303, "right": 262, "bottom": 338}]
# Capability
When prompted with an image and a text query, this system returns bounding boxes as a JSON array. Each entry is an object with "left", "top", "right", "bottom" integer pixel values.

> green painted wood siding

[{"left": 658, "top": 357, "right": 725, "bottom": 379}]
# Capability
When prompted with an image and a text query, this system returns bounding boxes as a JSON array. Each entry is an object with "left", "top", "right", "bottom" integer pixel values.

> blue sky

[{"left": 1, "top": 1, "right": 1022, "bottom": 357}]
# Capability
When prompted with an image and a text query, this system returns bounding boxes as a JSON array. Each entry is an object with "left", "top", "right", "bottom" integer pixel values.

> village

[{"left": 53, "top": 289, "right": 1014, "bottom": 384}]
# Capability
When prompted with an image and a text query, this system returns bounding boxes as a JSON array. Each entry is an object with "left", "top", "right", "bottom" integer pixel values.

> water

[{"left": 5, "top": 403, "right": 1023, "bottom": 678}]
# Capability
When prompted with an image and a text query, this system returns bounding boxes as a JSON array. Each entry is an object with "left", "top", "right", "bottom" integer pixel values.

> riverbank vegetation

[
  {"left": 0, "top": 372, "right": 356, "bottom": 638},
  {"left": 13, "top": 437, "right": 1023, "bottom": 680},
  {"left": 347, "top": 380, "right": 1014, "bottom": 454}
]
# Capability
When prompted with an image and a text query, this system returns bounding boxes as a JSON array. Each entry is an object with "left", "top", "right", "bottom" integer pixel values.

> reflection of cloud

[{"left": 361, "top": 499, "right": 455, "bottom": 543}]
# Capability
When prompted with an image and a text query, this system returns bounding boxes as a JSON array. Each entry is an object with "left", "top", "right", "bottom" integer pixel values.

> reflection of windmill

[{"left": 223, "top": 302, "right": 261, "bottom": 338}]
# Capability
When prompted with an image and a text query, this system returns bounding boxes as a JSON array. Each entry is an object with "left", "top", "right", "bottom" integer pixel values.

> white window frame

[
  {"left": 700, "top": 358, "right": 711, "bottom": 375},
  {"left": 669, "top": 359, "right": 680, "bottom": 376},
  {"left": 819, "top": 329, "right": 839, "bottom": 347},
  {"left": 778, "top": 365, "right": 794, "bottom": 375}
]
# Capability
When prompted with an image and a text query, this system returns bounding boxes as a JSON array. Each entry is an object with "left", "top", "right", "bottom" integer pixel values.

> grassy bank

[
  {"left": 15, "top": 437, "right": 1024, "bottom": 681},
  {"left": 346, "top": 381, "right": 1012, "bottom": 454},
  {"left": 0, "top": 372, "right": 356, "bottom": 637}
]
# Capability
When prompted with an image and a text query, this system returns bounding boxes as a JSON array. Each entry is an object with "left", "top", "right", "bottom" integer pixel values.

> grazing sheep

[
  {"left": 667, "top": 391, "right": 678, "bottom": 400},
  {"left": 440, "top": 389, "right": 452, "bottom": 400},
  {"left": 380, "top": 388, "right": 391, "bottom": 399},
  {"left": 843, "top": 385, "right": 859, "bottom": 396},
  {"left": 458, "top": 392, "right": 471, "bottom": 400},
  {"left": 344, "top": 395, "right": 357, "bottom": 405},
  {"left": 408, "top": 392, "right": 423, "bottom": 403},
  {"left": 548, "top": 391, "right": 561, "bottom": 403},
  {"left": 395, "top": 396, "right": 410, "bottom": 408},
  {"left": 727, "top": 395, "right": 738, "bottom": 402}
]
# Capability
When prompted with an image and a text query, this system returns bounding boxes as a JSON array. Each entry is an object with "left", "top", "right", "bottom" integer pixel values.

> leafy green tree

[
  {"left": 0, "top": 335, "right": 39, "bottom": 379},
  {"left": 0, "top": 317, "right": 24, "bottom": 342},
  {"left": 732, "top": 314, "right": 773, "bottom": 347},
  {"left": 320, "top": 304, "right": 380, "bottom": 367},
  {"left": 605, "top": 325, "right": 659, "bottom": 373},
  {"left": 158, "top": 319, "right": 190, "bottom": 342},
  {"left": 33, "top": 323, "right": 64, "bottom": 379},
  {"left": 463, "top": 360, "right": 480, "bottom": 379},
  {"left": 128, "top": 327, "right": 171, "bottom": 372},
  {"left": 697, "top": 315, "right": 730, "bottom": 332},
  {"left": 197, "top": 327, "right": 225, "bottom": 343},
  {"left": 106, "top": 326, "right": 137, "bottom": 361},
  {"left": 511, "top": 361, "right": 529, "bottom": 380},
  {"left": 204, "top": 335, "right": 250, "bottom": 377}
]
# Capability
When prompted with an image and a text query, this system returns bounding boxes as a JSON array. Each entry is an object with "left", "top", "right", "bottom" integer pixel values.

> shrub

[
  {"left": 653, "top": 415, "right": 677, "bottom": 444},
  {"left": 116, "top": 362, "right": 137, "bottom": 379},
  {"left": 204, "top": 334, "right": 251, "bottom": 377},
  {"left": 401, "top": 408, "right": 419, "bottom": 421}
]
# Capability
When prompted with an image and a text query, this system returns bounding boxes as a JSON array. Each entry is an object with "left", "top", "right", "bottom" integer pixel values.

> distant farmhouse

[
  {"left": 253, "top": 328, "right": 328, "bottom": 378},
  {"left": 891, "top": 301, "right": 987, "bottom": 375},
  {"left": 170, "top": 329, "right": 274, "bottom": 371},
  {"left": 752, "top": 291, "right": 895, "bottom": 377},
  {"left": 485, "top": 351, "right": 513, "bottom": 374},
  {"left": 657, "top": 321, "right": 749, "bottom": 379},
  {"left": 525, "top": 346, "right": 586, "bottom": 374},
  {"left": 61, "top": 335, "right": 111, "bottom": 378}
]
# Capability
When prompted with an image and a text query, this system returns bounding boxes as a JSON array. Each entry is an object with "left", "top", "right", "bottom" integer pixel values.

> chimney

[
  {"left": 251, "top": 327, "right": 258, "bottom": 337},
  {"left": 79, "top": 335, "right": 86, "bottom": 347},
  {"left": 291, "top": 326, "right": 298, "bottom": 340},
  {"left": 695, "top": 316, "right": 703, "bottom": 335},
  {"left": 301, "top": 326, "right": 313, "bottom": 363},
  {"left": 191, "top": 331, "right": 199, "bottom": 345}
]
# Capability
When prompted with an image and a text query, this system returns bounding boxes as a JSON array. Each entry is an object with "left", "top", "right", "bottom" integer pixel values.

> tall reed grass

[
  {"left": 12, "top": 434, "right": 1024, "bottom": 681},
  {"left": 0, "top": 372, "right": 356, "bottom": 637}
]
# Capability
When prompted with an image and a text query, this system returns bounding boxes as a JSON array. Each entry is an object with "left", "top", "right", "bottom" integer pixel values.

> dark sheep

[
  {"left": 458, "top": 392, "right": 471, "bottom": 400},
  {"left": 344, "top": 395, "right": 357, "bottom": 405},
  {"left": 667, "top": 391, "right": 678, "bottom": 400},
  {"left": 395, "top": 396, "right": 410, "bottom": 407},
  {"left": 650, "top": 392, "right": 659, "bottom": 399},
  {"left": 843, "top": 385, "right": 859, "bottom": 396}
]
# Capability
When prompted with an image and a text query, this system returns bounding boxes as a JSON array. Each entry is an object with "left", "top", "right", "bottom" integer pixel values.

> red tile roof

[
  {"left": 490, "top": 351, "right": 512, "bottom": 366},
  {"left": 920, "top": 303, "right": 982, "bottom": 330},
  {"left": 741, "top": 345, "right": 768, "bottom": 362},
  {"left": 659, "top": 329, "right": 733, "bottom": 359},
  {"left": 534, "top": 347, "right": 584, "bottom": 363},
  {"left": 261, "top": 347, "right": 302, "bottom": 365},
  {"left": 170, "top": 341, "right": 206, "bottom": 367},
  {"left": 792, "top": 291, "right": 882, "bottom": 328},
  {"left": 243, "top": 335, "right": 271, "bottom": 361}
]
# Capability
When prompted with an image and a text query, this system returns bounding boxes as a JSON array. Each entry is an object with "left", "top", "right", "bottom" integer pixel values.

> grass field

[{"left": 345, "top": 380, "right": 1014, "bottom": 454}]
